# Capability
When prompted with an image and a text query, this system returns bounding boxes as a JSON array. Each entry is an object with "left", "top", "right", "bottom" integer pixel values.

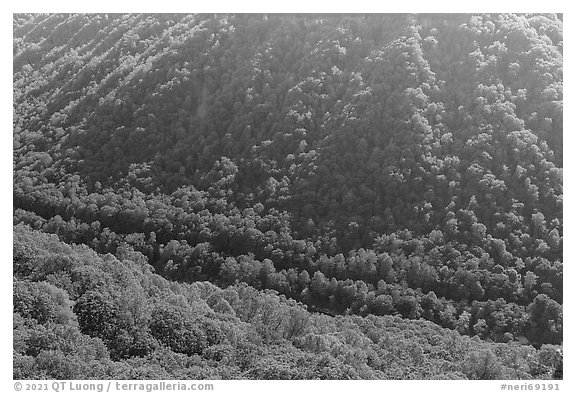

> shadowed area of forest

[{"left": 13, "top": 13, "right": 562, "bottom": 379}]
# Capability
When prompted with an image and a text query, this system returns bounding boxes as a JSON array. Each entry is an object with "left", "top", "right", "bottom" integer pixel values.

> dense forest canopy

[{"left": 13, "top": 13, "right": 562, "bottom": 379}]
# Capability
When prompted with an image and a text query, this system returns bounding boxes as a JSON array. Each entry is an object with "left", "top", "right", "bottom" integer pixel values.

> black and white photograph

[{"left": 9, "top": 2, "right": 567, "bottom": 388}]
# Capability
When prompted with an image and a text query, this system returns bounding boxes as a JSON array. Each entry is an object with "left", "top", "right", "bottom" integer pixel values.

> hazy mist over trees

[{"left": 13, "top": 13, "right": 562, "bottom": 379}]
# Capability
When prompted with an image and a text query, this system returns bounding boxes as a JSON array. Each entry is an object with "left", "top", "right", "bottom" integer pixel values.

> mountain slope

[{"left": 13, "top": 13, "right": 563, "bottom": 379}]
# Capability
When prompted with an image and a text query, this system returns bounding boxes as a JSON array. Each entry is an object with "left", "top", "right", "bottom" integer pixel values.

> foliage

[{"left": 13, "top": 13, "right": 562, "bottom": 379}]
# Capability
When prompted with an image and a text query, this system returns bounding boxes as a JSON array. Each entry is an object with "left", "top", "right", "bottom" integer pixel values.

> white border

[{"left": 3, "top": 3, "right": 573, "bottom": 392}]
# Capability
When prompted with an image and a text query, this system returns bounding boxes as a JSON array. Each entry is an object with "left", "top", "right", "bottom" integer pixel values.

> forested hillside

[{"left": 13, "top": 13, "right": 563, "bottom": 379}]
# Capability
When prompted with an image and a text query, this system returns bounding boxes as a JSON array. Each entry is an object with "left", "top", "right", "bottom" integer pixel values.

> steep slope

[
  {"left": 13, "top": 13, "right": 563, "bottom": 374},
  {"left": 13, "top": 224, "right": 562, "bottom": 379}
]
